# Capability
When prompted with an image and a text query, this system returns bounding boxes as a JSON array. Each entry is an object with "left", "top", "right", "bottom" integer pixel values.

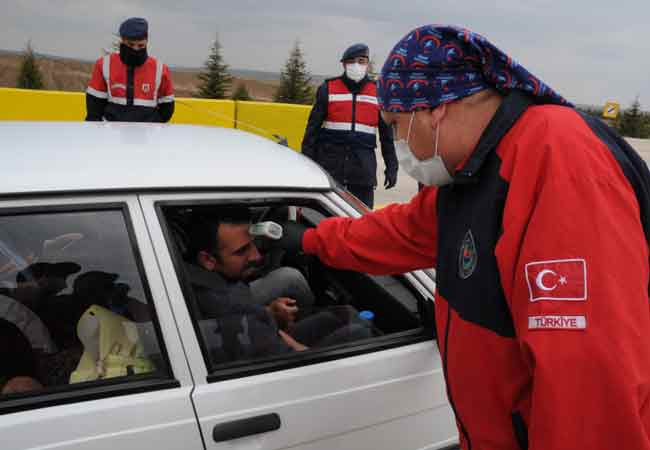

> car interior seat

[{"left": 69, "top": 304, "right": 155, "bottom": 383}]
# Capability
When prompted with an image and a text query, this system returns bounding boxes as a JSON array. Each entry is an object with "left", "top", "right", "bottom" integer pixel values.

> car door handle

[{"left": 213, "top": 413, "right": 281, "bottom": 442}]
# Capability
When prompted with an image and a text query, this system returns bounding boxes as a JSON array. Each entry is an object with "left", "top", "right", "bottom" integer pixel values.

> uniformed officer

[
  {"left": 85, "top": 17, "right": 174, "bottom": 122},
  {"left": 301, "top": 43, "right": 398, "bottom": 209}
]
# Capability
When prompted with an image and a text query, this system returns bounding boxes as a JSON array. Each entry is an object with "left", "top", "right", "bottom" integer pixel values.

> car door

[
  {"left": 140, "top": 190, "right": 458, "bottom": 450},
  {"left": 0, "top": 195, "right": 203, "bottom": 450}
]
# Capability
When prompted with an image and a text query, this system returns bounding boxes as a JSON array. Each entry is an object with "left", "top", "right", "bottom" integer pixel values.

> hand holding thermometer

[{"left": 249, "top": 221, "right": 284, "bottom": 240}]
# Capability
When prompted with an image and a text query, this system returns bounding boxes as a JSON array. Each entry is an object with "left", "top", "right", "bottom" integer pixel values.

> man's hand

[
  {"left": 267, "top": 297, "right": 298, "bottom": 329},
  {"left": 384, "top": 170, "right": 397, "bottom": 189},
  {"left": 278, "top": 330, "right": 308, "bottom": 351}
]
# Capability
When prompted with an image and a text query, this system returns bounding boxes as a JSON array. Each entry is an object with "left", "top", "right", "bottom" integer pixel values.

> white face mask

[
  {"left": 345, "top": 63, "right": 367, "bottom": 82},
  {"left": 394, "top": 111, "right": 454, "bottom": 187}
]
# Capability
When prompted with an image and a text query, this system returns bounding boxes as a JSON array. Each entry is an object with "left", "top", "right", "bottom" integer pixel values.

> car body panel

[
  {"left": 1, "top": 123, "right": 458, "bottom": 450},
  {"left": 139, "top": 190, "right": 456, "bottom": 450},
  {"left": 0, "top": 122, "right": 331, "bottom": 196}
]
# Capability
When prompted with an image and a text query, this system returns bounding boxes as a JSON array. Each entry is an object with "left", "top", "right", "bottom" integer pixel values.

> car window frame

[
  {"left": 0, "top": 201, "right": 179, "bottom": 415},
  {"left": 154, "top": 192, "right": 436, "bottom": 383}
]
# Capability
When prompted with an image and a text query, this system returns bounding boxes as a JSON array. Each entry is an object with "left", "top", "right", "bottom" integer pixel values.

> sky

[{"left": 2, "top": 0, "right": 649, "bottom": 107}]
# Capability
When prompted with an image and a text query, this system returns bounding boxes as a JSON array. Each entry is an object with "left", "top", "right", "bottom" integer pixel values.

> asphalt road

[{"left": 374, "top": 138, "right": 650, "bottom": 208}]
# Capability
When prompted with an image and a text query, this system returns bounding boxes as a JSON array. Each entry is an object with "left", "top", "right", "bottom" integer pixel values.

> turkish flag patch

[{"left": 525, "top": 258, "right": 587, "bottom": 302}]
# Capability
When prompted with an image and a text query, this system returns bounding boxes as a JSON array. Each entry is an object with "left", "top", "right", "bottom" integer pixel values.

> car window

[
  {"left": 0, "top": 208, "right": 168, "bottom": 400},
  {"left": 161, "top": 200, "right": 432, "bottom": 378}
]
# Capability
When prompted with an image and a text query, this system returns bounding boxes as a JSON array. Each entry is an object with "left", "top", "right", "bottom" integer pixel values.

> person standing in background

[
  {"left": 85, "top": 17, "right": 174, "bottom": 122},
  {"left": 301, "top": 43, "right": 398, "bottom": 209}
]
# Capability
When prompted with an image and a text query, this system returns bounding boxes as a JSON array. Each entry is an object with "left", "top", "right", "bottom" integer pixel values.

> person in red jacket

[
  {"left": 279, "top": 25, "right": 650, "bottom": 450},
  {"left": 85, "top": 17, "right": 174, "bottom": 122}
]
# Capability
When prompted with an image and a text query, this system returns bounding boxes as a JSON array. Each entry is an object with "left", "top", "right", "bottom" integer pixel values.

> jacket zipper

[
  {"left": 443, "top": 306, "right": 472, "bottom": 449},
  {"left": 127, "top": 66, "right": 135, "bottom": 106},
  {"left": 351, "top": 92, "right": 357, "bottom": 132}
]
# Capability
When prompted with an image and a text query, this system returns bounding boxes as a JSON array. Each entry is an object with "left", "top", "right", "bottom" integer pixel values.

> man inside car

[{"left": 186, "top": 208, "right": 372, "bottom": 362}]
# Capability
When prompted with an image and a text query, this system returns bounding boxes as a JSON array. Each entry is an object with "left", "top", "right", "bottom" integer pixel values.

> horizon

[
  {"left": 0, "top": 48, "right": 637, "bottom": 111},
  {"left": 3, "top": 1, "right": 649, "bottom": 108}
]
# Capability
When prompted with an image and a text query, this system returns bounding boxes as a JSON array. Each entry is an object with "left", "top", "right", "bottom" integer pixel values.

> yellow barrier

[
  {"left": 0, "top": 88, "right": 237, "bottom": 128},
  {"left": 171, "top": 98, "right": 235, "bottom": 128},
  {"left": 0, "top": 88, "right": 313, "bottom": 151},
  {"left": 0, "top": 88, "right": 86, "bottom": 121},
  {"left": 235, "top": 101, "right": 311, "bottom": 151}
]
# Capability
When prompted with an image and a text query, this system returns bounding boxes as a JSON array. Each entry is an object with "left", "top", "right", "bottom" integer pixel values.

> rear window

[{"left": 0, "top": 207, "right": 170, "bottom": 405}]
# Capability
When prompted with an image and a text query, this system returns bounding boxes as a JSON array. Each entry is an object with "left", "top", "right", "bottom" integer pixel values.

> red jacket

[
  {"left": 303, "top": 91, "right": 650, "bottom": 450},
  {"left": 86, "top": 53, "right": 174, "bottom": 122}
]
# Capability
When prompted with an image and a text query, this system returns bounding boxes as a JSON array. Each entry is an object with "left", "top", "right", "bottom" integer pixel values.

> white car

[{"left": 0, "top": 122, "right": 458, "bottom": 450}]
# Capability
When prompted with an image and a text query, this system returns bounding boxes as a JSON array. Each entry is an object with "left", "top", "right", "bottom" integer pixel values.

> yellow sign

[{"left": 602, "top": 101, "right": 620, "bottom": 119}]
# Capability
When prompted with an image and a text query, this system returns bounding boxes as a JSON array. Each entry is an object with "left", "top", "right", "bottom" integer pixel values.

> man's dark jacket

[
  {"left": 185, "top": 263, "right": 291, "bottom": 364},
  {"left": 301, "top": 75, "right": 398, "bottom": 187}
]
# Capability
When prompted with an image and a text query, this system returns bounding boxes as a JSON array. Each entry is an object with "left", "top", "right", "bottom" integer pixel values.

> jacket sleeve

[
  {"left": 196, "top": 289, "right": 290, "bottom": 363},
  {"left": 302, "top": 187, "right": 438, "bottom": 274},
  {"left": 85, "top": 58, "right": 108, "bottom": 121},
  {"left": 301, "top": 82, "right": 328, "bottom": 159},
  {"left": 378, "top": 116, "right": 398, "bottom": 175},
  {"left": 157, "top": 64, "right": 175, "bottom": 123},
  {"left": 496, "top": 115, "right": 650, "bottom": 449},
  {"left": 85, "top": 94, "right": 107, "bottom": 121},
  {"left": 157, "top": 102, "right": 174, "bottom": 123}
]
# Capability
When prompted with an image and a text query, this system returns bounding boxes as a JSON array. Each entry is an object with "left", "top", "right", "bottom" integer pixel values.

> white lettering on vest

[{"left": 528, "top": 315, "right": 586, "bottom": 330}]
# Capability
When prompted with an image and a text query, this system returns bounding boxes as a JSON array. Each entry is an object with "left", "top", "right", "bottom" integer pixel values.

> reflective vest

[
  {"left": 324, "top": 78, "right": 379, "bottom": 137},
  {"left": 86, "top": 53, "right": 174, "bottom": 121}
]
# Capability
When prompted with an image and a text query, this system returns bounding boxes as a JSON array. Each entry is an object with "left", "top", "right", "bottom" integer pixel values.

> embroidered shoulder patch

[
  {"left": 458, "top": 229, "right": 477, "bottom": 279},
  {"left": 525, "top": 258, "right": 587, "bottom": 302}
]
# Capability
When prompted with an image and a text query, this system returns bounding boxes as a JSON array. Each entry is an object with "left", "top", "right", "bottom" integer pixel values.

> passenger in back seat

[{"left": 0, "top": 319, "right": 44, "bottom": 395}]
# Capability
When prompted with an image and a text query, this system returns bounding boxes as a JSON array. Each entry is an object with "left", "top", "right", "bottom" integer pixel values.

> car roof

[{"left": 1, "top": 122, "right": 333, "bottom": 196}]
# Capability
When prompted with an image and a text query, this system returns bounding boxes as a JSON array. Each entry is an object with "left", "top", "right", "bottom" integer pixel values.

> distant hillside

[{"left": 0, "top": 49, "right": 327, "bottom": 101}]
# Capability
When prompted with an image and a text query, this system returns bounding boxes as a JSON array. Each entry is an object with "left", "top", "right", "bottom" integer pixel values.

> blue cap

[
  {"left": 119, "top": 17, "right": 149, "bottom": 39},
  {"left": 341, "top": 43, "right": 369, "bottom": 62},
  {"left": 359, "top": 310, "right": 374, "bottom": 321}
]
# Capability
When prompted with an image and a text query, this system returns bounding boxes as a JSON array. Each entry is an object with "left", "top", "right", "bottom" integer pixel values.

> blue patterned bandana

[{"left": 377, "top": 25, "right": 571, "bottom": 112}]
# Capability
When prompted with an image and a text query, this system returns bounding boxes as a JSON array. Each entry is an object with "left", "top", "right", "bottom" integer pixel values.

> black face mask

[{"left": 119, "top": 44, "right": 148, "bottom": 67}]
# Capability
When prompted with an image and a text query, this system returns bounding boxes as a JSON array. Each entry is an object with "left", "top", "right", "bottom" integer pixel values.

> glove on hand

[
  {"left": 277, "top": 221, "right": 308, "bottom": 254},
  {"left": 384, "top": 170, "right": 398, "bottom": 189}
]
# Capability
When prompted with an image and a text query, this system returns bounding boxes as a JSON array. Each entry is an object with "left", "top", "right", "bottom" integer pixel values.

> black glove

[
  {"left": 384, "top": 170, "right": 398, "bottom": 189},
  {"left": 277, "top": 221, "right": 308, "bottom": 254}
]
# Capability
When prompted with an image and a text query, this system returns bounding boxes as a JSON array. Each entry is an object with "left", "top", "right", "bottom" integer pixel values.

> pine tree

[
  {"left": 231, "top": 83, "right": 252, "bottom": 101},
  {"left": 619, "top": 96, "right": 644, "bottom": 138},
  {"left": 642, "top": 112, "right": 650, "bottom": 139},
  {"left": 17, "top": 42, "right": 44, "bottom": 90},
  {"left": 196, "top": 34, "right": 232, "bottom": 99},
  {"left": 274, "top": 41, "right": 313, "bottom": 105}
]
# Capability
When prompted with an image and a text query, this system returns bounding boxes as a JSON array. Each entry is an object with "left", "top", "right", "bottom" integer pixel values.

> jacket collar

[
  {"left": 184, "top": 262, "right": 229, "bottom": 290},
  {"left": 453, "top": 90, "right": 533, "bottom": 184},
  {"left": 341, "top": 74, "right": 370, "bottom": 93}
]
